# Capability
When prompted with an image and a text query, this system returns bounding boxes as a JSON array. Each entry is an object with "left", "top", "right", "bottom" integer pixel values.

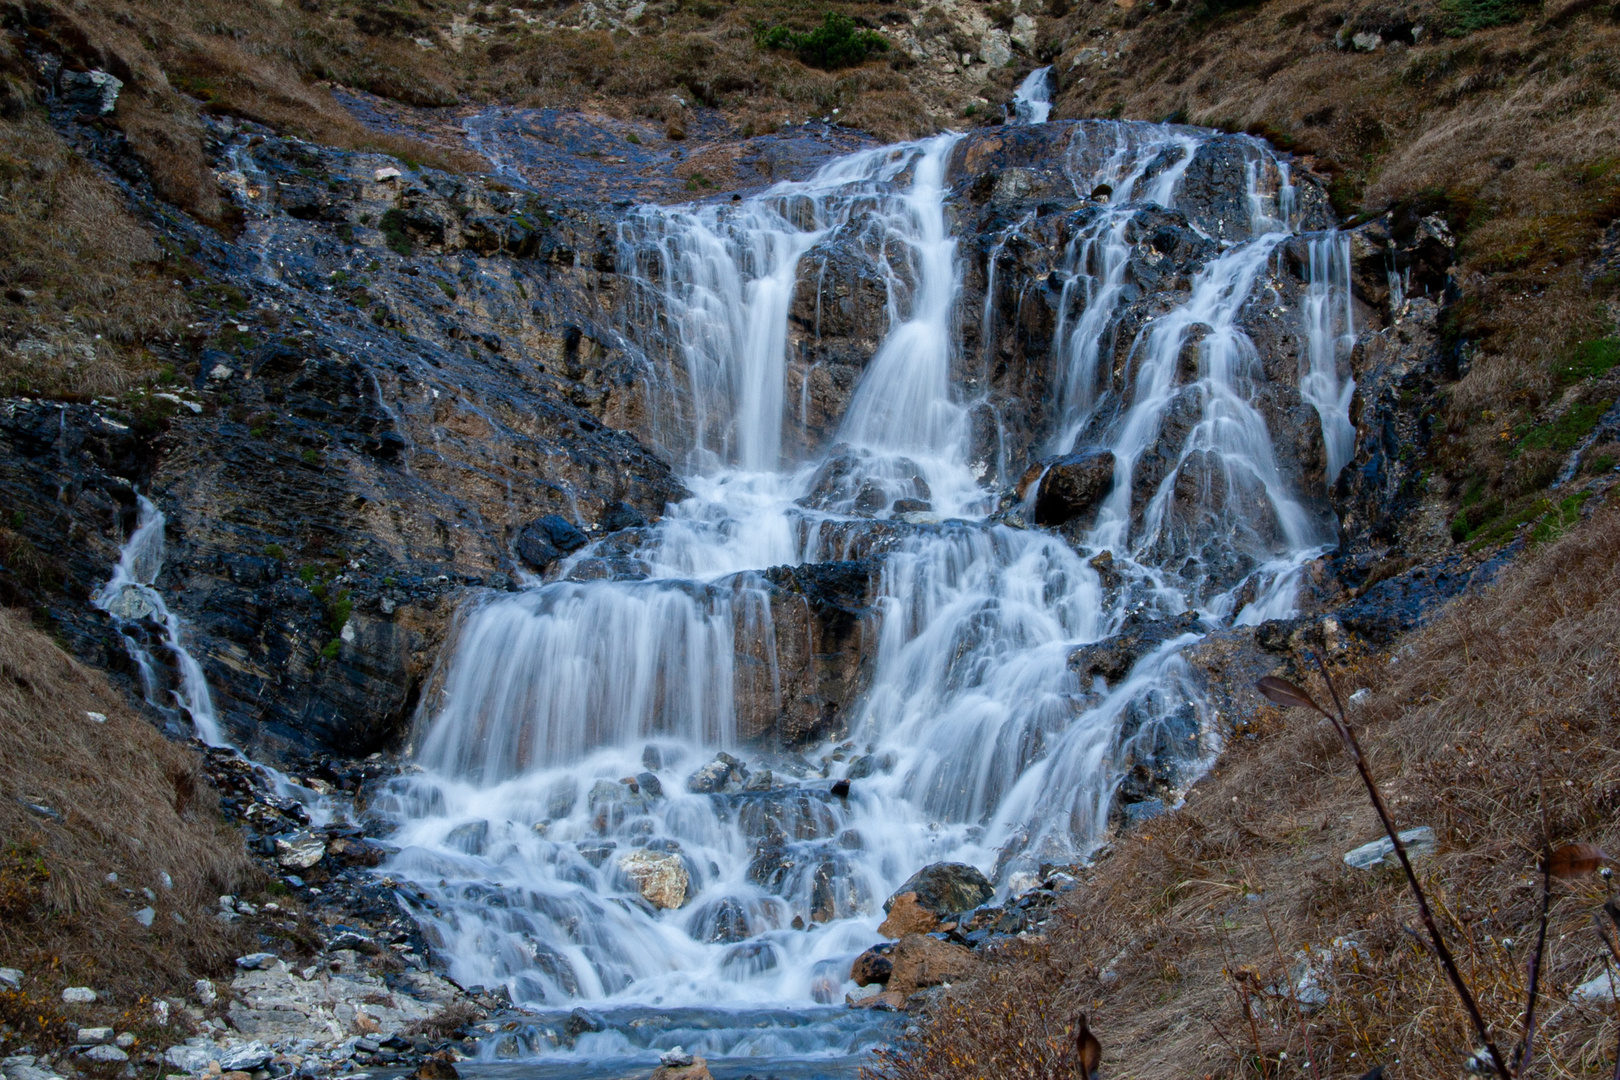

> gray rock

[
  {"left": 60, "top": 986, "right": 96, "bottom": 1004},
  {"left": 685, "top": 752, "right": 746, "bottom": 794},
  {"left": 195, "top": 978, "right": 217, "bottom": 1006},
  {"left": 1574, "top": 971, "right": 1618, "bottom": 1003},
  {"left": 235, "top": 952, "right": 280, "bottom": 970},
  {"left": 1342, "top": 826, "right": 1436, "bottom": 870},
  {"left": 0, "top": 968, "right": 21, "bottom": 989},
  {"left": 217, "top": 1041, "right": 273, "bottom": 1071},
  {"left": 133, "top": 906, "right": 156, "bottom": 927},
  {"left": 164, "top": 1046, "right": 213, "bottom": 1074},
  {"left": 58, "top": 69, "right": 122, "bottom": 114},
  {"left": 74, "top": 1028, "right": 113, "bottom": 1045},
  {"left": 114, "top": 1033, "right": 136, "bottom": 1049},
  {"left": 515, "top": 514, "right": 589, "bottom": 571},
  {"left": 81, "top": 1045, "right": 127, "bottom": 1064},
  {"left": 276, "top": 830, "right": 327, "bottom": 869}
]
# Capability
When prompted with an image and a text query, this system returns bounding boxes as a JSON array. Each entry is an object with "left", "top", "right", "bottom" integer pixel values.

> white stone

[
  {"left": 1352, "top": 31, "right": 1382, "bottom": 51},
  {"left": 1574, "top": 971, "right": 1618, "bottom": 1003},
  {"left": 75, "top": 1028, "right": 113, "bottom": 1045},
  {"left": 61, "top": 987, "right": 97, "bottom": 1004},
  {"left": 81, "top": 1046, "right": 127, "bottom": 1064},
  {"left": 374, "top": 168, "right": 403, "bottom": 183},
  {"left": 277, "top": 831, "right": 327, "bottom": 870},
  {"left": 159, "top": 871, "right": 173, "bottom": 889},
  {"left": 85, "top": 712, "right": 107, "bottom": 723},
  {"left": 0, "top": 968, "right": 21, "bottom": 989},
  {"left": 152, "top": 1000, "right": 170, "bottom": 1026},
  {"left": 1343, "top": 827, "right": 1436, "bottom": 869},
  {"left": 164, "top": 1045, "right": 213, "bottom": 1073},
  {"left": 978, "top": 29, "right": 1012, "bottom": 67},
  {"left": 209, "top": 364, "right": 234, "bottom": 381},
  {"left": 217, "top": 1041, "right": 272, "bottom": 1071},
  {"left": 114, "top": 1033, "right": 136, "bottom": 1050},
  {"left": 134, "top": 906, "right": 156, "bottom": 927},
  {"left": 195, "top": 979, "right": 217, "bottom": 1006}
]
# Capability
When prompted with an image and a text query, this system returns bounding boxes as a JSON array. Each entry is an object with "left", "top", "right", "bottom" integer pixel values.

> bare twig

[
  {"left": 1515, "top": 775, "right": 1553, "bottom": 1077},
  {"left": 1256, "top": 660, "right": 1513, "bottom": 1080},
  {"left": 1257, "top": 894, "right": 1323, "bottom": 1080}
]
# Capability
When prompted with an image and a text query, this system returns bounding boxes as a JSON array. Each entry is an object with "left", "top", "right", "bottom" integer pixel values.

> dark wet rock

[
  {"left": 884, "top": 863, "right": 995, "bottom": 921},
  {"left": 686, "top": 752, "right": 748, "bottom": 794},
  {"left": 515, "top": 514, "right": 589, "bottom": 572},
  {"left": 1068, "top": 610, "right": 1202, "bottom": 685},
  {"left": 1018, "top": 449, "right": 1116, "bottom": 527},
  {"left": 849, "top": 943, "right": 895, "bottom": 986}
]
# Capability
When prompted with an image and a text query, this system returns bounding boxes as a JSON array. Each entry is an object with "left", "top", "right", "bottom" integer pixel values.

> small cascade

[
  {"left": 1300, "top": 231, "right": 1359, "bottom": 487},
  {"left": 94, "top": 495, "right": 225, "bottom": 746},
  {"left": 369, "top": 118, "right": 1359, "bottom": 1074},
  {"left": 95, "top": 496, "right": 340, "bottom": 823},
  {"left": 1010, "top": 67, "right": 1054, "bottom": 125}
]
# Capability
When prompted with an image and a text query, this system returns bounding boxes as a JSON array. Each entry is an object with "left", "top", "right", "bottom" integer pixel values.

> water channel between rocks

[{"left": 102, "top": 117, "right": 1357, "bottom": 1079}]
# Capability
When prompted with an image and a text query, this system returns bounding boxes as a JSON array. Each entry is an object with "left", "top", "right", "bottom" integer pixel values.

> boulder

[
  {"left": 883, "top": 863, "right": 995, "bottom": 922},
  {"left": 877, "top": 892, "right": 941, "bottom": 938},
  {"left": 81, "top": 1045, "right": 127, "bottom": 1064},
  {"left": 618, "top": 849, "right": 690, "bottom": 909},
  {"left": 886, "top": 933, "right": 975, "bottom": 996},
  {"left": 515, "top": 514, "right": 589, "bottom": 571},
  {"left": 1017, "top": 450, "right": 1115, "bottom": 527},
  {"left": 1342, "top": 826, "right": 1436, "bottom": 870},
  {"left": 849, "top": 944, "right": 894, "bottom": 986},
  {"left": 275, "top": 830, "right": 327, "bottom": 869},
  {"left": 685, "top": 752, "right": 747, "bottom": 794}
]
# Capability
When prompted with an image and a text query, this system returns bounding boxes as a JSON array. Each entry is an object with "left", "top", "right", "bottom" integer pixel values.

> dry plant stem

[
  {"left": 1257, "top": 896, "right": 1323, "bottom": 1080},
  {"left": 1311, "top": 656, "right": 1514, "bottom": 1080},
  {"left": 1516, "top": 777, "right": 1554, "bottom": 1078}
]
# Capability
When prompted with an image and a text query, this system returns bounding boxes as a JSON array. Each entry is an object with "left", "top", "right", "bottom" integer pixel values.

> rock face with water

[{"left": 0, "top": 70, "right": 1487, "bottom": 1067}]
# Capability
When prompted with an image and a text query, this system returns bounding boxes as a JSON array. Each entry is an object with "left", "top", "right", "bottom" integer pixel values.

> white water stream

[
  {"left": 94, "top": 116, "right": 1359, "bottom": 1076},
  {"left": 372, "top": 120, "right": 1359, "bottom": 1072}
]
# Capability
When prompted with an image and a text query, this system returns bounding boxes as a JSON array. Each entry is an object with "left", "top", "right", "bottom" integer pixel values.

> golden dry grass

[
  {"left": 874, "top": 496, "right": 1620, "bottom": 1078},
  {"left": 0, "top": 606, "right": 258, "bottom": 1048}
]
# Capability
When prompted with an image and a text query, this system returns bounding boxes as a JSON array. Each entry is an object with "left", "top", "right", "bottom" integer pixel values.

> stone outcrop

[{"left": 618, "top": 848, "right": 691, "bottom": 909}]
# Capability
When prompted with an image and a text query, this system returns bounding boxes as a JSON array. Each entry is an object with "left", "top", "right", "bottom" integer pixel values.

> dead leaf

[
  {"left": 1545, "top": 843, "right": 1610, "bottom": 878},
  {"left": 1255, "top": 676, "right": 1325, "bottom": 714},
  {"left": 1076, "top": 1013, "right": 1101, "bottom": 1080}
]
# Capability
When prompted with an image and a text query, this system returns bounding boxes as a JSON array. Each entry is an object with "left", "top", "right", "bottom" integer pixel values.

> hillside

[{"left": 0, "top": 0, "right": 1616, "bottom": 1077}]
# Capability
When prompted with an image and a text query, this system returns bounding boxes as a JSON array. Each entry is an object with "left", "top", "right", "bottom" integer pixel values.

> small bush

[
  {"left": 377, "top": 209, "right": 414, "bottom": 256},
  {"left": 759, "top": 13, "right": 889, "bottom": 71},
  {"left": 1440, "top": 0, "right": 1541, "bottom": 35}
]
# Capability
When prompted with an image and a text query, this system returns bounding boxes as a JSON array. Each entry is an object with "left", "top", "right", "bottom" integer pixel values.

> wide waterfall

[{"left": 367, "top": 120, "right": 1359, "bottom": 1073}]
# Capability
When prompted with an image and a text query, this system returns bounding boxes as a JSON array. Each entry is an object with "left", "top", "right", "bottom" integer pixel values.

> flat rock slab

[{"left": 1343, "top": 826, "right": 1436, "bottom": 870}]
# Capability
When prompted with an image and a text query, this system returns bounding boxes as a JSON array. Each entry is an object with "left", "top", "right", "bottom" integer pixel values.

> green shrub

[
  {"left": 1440, "top": 0, "right": 1540, "bottom": 35},
  {"left": 378, "top": 209, "right": 414, "bottom": 256},
  {"left": 759, "top": 12, "right": 888, "bottom": 71}
]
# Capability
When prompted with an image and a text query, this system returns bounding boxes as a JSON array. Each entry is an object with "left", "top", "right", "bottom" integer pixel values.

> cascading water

[
  {"left": 94, "top": 495, "right": 225, "bottom": 747},
  {"left": 372, "top": 120, "right": 1358, "bottom": 1075},
  {"left": 1300, "top": 232, "right": 1358, "bottom": 488},
  {"left": 1010, "top": 67, "right": 1054, "bottom": 125}
]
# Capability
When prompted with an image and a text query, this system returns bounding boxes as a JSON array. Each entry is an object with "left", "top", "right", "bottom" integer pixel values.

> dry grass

[
  {"left": 874, "top": 496, "right": 1620, "bottom": 1078},
  {"left": 0, "top": 606, "right": 258, "bottom": 1050}
]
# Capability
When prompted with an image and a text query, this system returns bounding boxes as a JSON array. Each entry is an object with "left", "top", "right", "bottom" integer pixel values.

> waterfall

[
  {"left": 376, "top": 119, "right": 1356, "bottom": 1072},
  {"left": 1010, "top": 67, "right": 1053, "bottom": 125},
  {"left": 94, "top": 495, "right": 225, "bottom": 746},
  {"left": 1300, "top": 231, "right": 1358, "bottom": 487}
]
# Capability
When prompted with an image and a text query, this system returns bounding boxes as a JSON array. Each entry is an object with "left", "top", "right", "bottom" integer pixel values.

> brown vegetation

[
  {"left": 0, "top": 606, "right": 257, "bottom": 1051},
  {"left": 871, "top": 497, "right": 1620, "bottom": 1077}
]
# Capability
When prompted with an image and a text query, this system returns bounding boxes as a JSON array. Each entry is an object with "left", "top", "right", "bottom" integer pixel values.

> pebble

[
  {"left": 134, "top": 906, "right": 156, "bottom": 927},
  {"left": 61, "top": 987, "right": 97, "bottom": 1004}
]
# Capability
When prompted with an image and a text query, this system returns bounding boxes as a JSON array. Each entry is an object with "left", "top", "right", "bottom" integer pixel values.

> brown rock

[
  {"left": 887, "top": 933, "right": 975, "bottom": 997},
  {"left": 1019, "top": 450, "right": 1116, "bottom": 527},
  {"left": 877, "top": 892, "right": 940, "bottom": 938},
  {"left": 650, "top": 1058, "right": 713, "bottom": 1080},
  {"left": 851, "top": 989, "right": 908, "bottom": 1010},
  {"left": 414, "top": 1056, "right": 459, "bottom": 1080}
]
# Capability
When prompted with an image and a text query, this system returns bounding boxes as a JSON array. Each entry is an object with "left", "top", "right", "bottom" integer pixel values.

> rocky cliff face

[{"left": 0, "top": 65, "right": 1499, "bottom": 780}]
